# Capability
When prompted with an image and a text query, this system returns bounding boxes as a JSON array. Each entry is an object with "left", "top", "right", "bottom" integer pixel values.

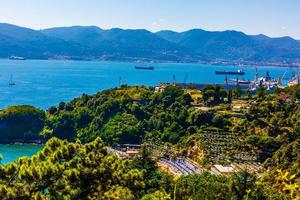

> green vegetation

[
  {"left": 0, "top": 106, "right": 45, "bottom": 142},
  {"left": 0, "top": 138, "right": 286, "bottom": 200},
  {"left": 0, "top": 137, "right": 172, "bottom": 199},
  {"left": 0, "top": 85, "right": 300, "bottom": 199},
  {"left": 43, "top": 85, "right": 192, "bottom": 145},
  {"left": 173, "top": 172, "right": 286, "bottom": 200}
]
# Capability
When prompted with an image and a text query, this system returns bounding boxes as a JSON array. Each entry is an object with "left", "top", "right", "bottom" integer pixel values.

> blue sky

[{"left": 0, "top": 0, "right": 299, "bottom": 39}]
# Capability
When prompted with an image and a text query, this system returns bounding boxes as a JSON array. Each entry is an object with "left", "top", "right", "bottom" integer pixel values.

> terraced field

[{"left": 199, "top": 130, "right": 258, "bottom": 164}]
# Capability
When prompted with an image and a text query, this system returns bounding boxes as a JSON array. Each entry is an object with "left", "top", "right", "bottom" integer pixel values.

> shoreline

[
  {"left": 0, "top": 58, "right": 298, "bottom": 68},
  {"left": 0, "top": 140, "right": 45, "bottom": 145}
]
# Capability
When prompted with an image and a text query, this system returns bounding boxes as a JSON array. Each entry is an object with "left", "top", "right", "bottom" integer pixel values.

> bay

[
  {"left": 0, "top": 144, "right": 43, "bottom": 165},
  {"left": 0, "top": 59, "right": 294, "bottom": 110},
  {"left": 0, "top": 59, "right": 296, "bottom": 164}
]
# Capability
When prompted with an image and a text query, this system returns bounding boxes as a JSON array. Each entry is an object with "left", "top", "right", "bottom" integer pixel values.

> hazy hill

[
  {"left": 0, "top": 23, "right": 92, "bottom": 59},
  {"left": 156, "top": 29, "right": 300, "bottom": 62},
  {"left": 42, "top": 26, "right": 195, "bottom": 61},
  {"left": 0, "top": 23, "right": 300, "bottom": 63}
]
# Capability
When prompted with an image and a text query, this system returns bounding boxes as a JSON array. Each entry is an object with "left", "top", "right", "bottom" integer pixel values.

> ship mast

[
  {"left": 172, "top": 74, "right": 176, "bottom": 86},
  {"left": 294, "top": 64, "right": 300, "bottom": 85},
  {"left": 254, "top": 66, "right": 259, "bottom": 83}
]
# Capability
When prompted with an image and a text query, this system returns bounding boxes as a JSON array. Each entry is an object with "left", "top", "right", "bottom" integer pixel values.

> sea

[
  {"left": 0, "top": 59, "right": 296, "bottom": 164},
  {"left": 0, "top": 144, "right": 43, "bottom": 165}
]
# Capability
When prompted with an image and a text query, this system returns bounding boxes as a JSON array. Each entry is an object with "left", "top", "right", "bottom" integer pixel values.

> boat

[
  {"left": 250, "top": 71, "right": 281, "bottom": 91},
  {"left": 228, "top": 78, "right": 251, "bottom": 85},
  {"left": 9, "top": 56, "right": 26, "bottom": 60},
  {"left": 135, "top": 65, "right": 155, "bottom": 70},
  {"left": 224, "top": 76, "right": 250, "bottom": 85},
  {"left": 9, "top": 75, "right": 16, "bottom": 86},
  {"left": 288, "top": 75, "right": 300, "bottom": 87},
  {"left": 215, "top": 70, "right": 245, "bottom": 75},
  {"left": 288, "top": 69, "right": 300, "bottom": 87}
]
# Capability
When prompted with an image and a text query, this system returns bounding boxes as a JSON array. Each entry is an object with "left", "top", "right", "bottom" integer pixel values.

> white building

[{"left": 155, "top": 83, "right": 169, "bottom": 92}]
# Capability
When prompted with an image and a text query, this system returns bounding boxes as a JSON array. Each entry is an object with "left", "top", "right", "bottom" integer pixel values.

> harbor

[
  {"left": 155, "top": 66, "right": 300, "bottom": 92},
  {"left": 1, "top": 59, "right": 299, "bottom": 109}
]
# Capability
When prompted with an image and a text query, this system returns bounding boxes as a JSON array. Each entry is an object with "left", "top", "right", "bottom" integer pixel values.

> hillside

[
  {"left": 0, "top": 85, "right": 300, "bottom": 199},
  {"left": 0, "top": 23, "right": 300, "bottom": 64}
]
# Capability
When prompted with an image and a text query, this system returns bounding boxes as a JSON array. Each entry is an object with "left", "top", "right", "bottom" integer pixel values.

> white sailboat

[{"left": 9, "top": 75, "right": 16, "bottom": 86}]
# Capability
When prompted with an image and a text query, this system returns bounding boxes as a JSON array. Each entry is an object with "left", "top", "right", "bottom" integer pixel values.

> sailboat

[{"left": 9, "top": 75, "right": 16, "bottom": 86}]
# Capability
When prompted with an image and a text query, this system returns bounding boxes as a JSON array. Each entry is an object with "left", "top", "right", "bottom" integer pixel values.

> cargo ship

[
  {"left": 225, "top": 76, "right": 250, "bottom": 85},
  {"left": 135, "top": 65, "right": 155, "bottom": 70},
  {"left": 215, "top": 70, "right": 245, "bottom": 75},
  {"left": 228, "top": 78, "right": 251, "bottom": 85}
]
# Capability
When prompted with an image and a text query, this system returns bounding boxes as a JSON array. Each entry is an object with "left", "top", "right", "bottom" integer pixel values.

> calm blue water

[
  {"left": 0, "top": 59, "right": 294, "bottom": 109},
  {"left": 0, "top": 144, "right": 43, "bottom": 165}
]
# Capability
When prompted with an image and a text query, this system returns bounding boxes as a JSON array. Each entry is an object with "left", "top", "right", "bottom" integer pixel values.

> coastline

[
  {"left": 0, "top": 57, "right": 298, "bottom": 68},
  {"left": 0, "top": 140, "right": 45, "bottom": 145},
  {"left": 0, "top": 59, "right": 295, "bottom": 110}
]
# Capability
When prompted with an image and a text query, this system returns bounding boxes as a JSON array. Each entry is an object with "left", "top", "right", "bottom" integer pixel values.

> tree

[
  {"left": 245, "top": 89, "right": 252, "bottom": 99},
  {"left": 233, "top": 87, "right": 242, "bottom": 98},
  {"left": 228, "top": 89, "right": 233, "bottom": 103},
  {"left": 141, "top": 190, "right": 171, "bottom": 200},
  {"left": 212, "top": 114, "right": 226, "bottom": 127},
  {"left": 256, "top": 87, "right": 267, "bottom": 99},
  {"left": 101, "top": 113, "right": 142, "bottom": 145},
  {"left": 0, "top": 106, "right": 45, "bottom": 142},
  {"left": 202, "top": 85, "right": 228, "bottom": 105},
  {"left": 229, "top": 172, "right": 257, "bottom": 200},
  {"left": 104, "top": 186, "right": 135, "bottom": 200},
  {"left": 175, "top": 173, "right": 231, "bottom": 200},
  {"left": 0, "top": 138, "right": 146, "bottom": 199}
]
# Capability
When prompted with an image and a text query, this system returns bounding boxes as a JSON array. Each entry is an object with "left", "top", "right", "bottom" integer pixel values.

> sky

[{"left": 0, "top": 0, "right": 299, "bottom": 39}]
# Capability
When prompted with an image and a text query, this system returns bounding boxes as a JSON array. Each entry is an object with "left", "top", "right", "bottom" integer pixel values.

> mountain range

[{"left": 1, "top": 23, "right": 300, "bottom": 64}]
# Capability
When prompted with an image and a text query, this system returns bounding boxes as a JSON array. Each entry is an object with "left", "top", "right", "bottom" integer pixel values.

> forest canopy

[{"left": 0, "top": 85, "right": 300, "bottom": 199}]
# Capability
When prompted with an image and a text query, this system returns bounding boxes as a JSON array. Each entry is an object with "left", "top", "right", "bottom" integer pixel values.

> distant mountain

[
  {"left": 42, "top": 26, "right": 195, "bottom": 61},
  {"left": 0, "top": 23, "right": 299, "bottom": 64},
  {"left": 0, "top": 23, "right": 92, "bottom": 59},
  {"left": 156, "top": 29, "right": 300, "bottom": 63},
  {"left": 156, "top": 29, "right": 258, "bottom": 61}
]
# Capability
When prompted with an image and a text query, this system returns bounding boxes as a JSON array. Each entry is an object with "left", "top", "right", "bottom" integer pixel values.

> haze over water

[{"left": 0, "top": 59, "right": 294, "bottom": 109}]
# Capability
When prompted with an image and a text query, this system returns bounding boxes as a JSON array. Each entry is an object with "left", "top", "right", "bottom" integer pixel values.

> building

[
  {"left": 155, "top": 83, "right": 169, "bottom": 92},
  {"left": 126, "top": 150, "right": 139, "bottom": 158}
]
